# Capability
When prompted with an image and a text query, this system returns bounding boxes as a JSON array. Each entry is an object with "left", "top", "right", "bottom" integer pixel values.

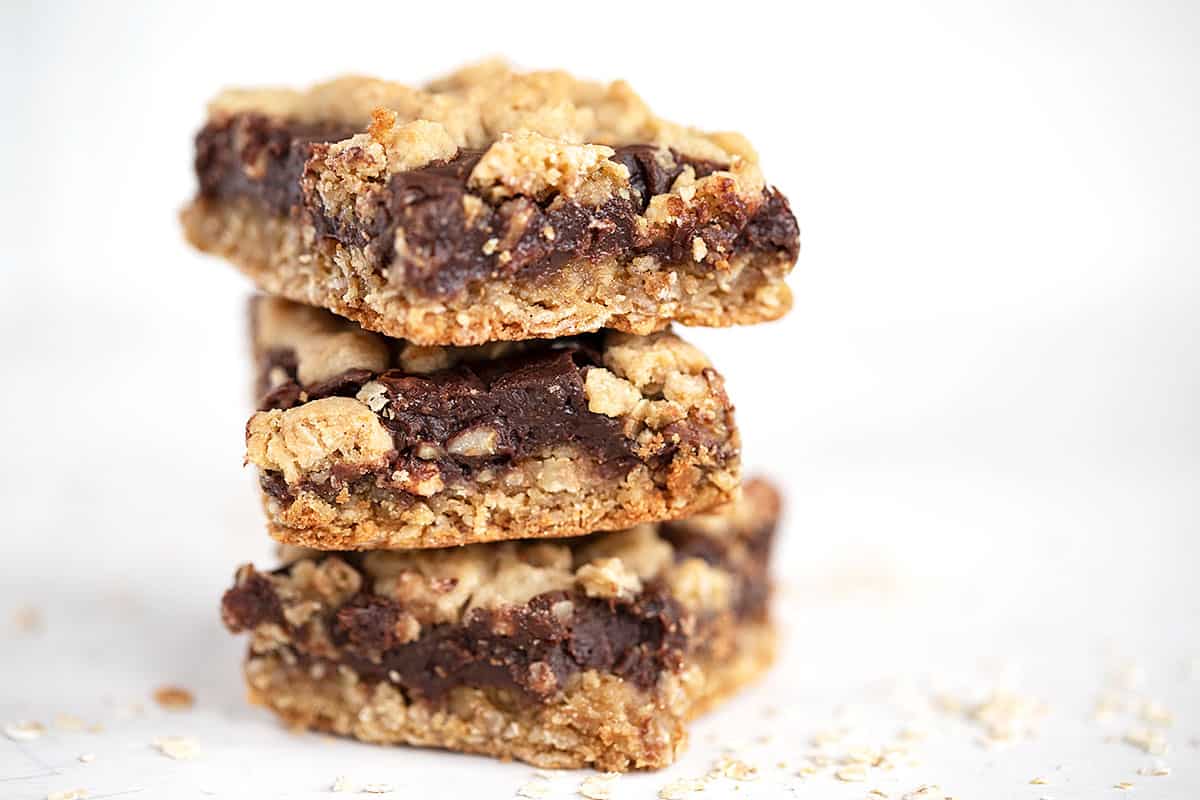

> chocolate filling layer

[
  {"left": 195, "top": 115, "right": 358, "bottom": 215},
  {"left": 221, "top": 514, "right": 773, "bottom": 703},
  {"left": 196, "top": 114, "right": 799, "bottom": 298},
  {"left": 255, "top": 336, "right": 687, "bottom": 505}
]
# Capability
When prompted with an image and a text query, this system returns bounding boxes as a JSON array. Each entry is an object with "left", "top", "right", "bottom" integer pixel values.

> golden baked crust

[
  {"left": 241, "top": 619, "right": 774, "bottom": 771},
  {"left": 247, "top": 298, "right": 741, "bottom": 550},
  {"left": 245, "top": 478, "right": 778, "bottom": 627},
  {"left": 184, "top": 196, "right": 793, "bottom": 345}
]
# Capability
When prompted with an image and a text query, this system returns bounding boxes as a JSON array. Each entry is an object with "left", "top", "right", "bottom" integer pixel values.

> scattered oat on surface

[
  {"left": 897, "top": 726, "right": 928, "bottom": 742},
  {"left": 1107, "top": 663, "right": 1145, "bottom": 691},
  {"left": 153, "top": 736, "right": 200, "bottom": 760},
  {"left": 579, "top": 773, "right": 618, "bottom": 799},
  {"left": 843, "top": 745, "right": 882, "bottom": 765},
  {"left": 4, "top": 720, "right": 45, "bottom": 741},
  {"left": 967, "top": 690, "right": 1048, "bottom": 744},
  {"left": 836, "top": 764, "right": 869, "bottom": 782},
  {"left": 902, "top": 786, "right": 945, "bottom": 800},
  {"left": 154, "top": 685, "right": 196, "bottom": 710},
  {"left": 78, "top": 753, "right": 96, "bottom": 764},
  {"left": 1139, "top": 700, "right": 1173, "bottom": 726},
  {"left": 55, "top": 714, "right": 86, "bottom": 731},
  {"left": 361, "top": 785, "right": 394, "bottom": 794},
  {"left": 810, "top": 728, "right": 847, "bottom": 747},
  {"left": 47, "top": 790, "right": 88, "bottom": 800},
  {"left": 711, "top": 755, "right": 759, "bottom": 781},
  {"left": 1093, "top": 690, "right": 1124, "bottom": 721},
  {"left": 12, "top": 605, "right": 43, "bottom": 633},
  {"left": 658, "top": 777, "right": 707, "bottom": 799},
  {"left": 1114, "top": 781, "right": 1134, "bottom": 790},
  {"left": 331, "top": 775, "right": 353, "bottom": 792},
  {"left": 517, "top": 781, "right": 550, "bottom": 798},
  {"left": 1030, "top": 777, "right": 1049, "bottom": 784},
  {"left": 1137, "top": 760, "right": 1171, "bottom": 777},
  {"left": 113, "top": 702, "right": 145, "bottom": 720},
  {"left": 1123, "top": 727, "right": 1168, "bottom": 755}
]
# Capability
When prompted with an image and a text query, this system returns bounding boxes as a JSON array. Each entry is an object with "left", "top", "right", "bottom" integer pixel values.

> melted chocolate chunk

[
  {"left": 223, "top": 572, "right": 687, "bottom": 702},
  {"left": 376, "top": 348, "right": 633, "bottom": 472},
  {"left": 255, "top": 339, "right": 644, "bottom": 504},
  {"left": 612, "top": 144, "right": 718, "bottom": 210},
  {"left": 338, "top": 590, "right": 684, "bottom": 700},
  {"left": 220, "top": 570, "right": 284, "bottom": 631},
  {"left": 660, "top": 514, "right": 776, "bottom": 622},
  {"left": 195, "top": 114, "right": 357, "bottom": 214},
  {"left": 195, "top": 114, "right": 800, "bottom": 299},
  {"left": 220, "top": 498, "right": 776, "bottom": 704}
]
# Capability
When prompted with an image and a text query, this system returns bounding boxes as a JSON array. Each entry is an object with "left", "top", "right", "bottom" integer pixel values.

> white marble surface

[{"left": 3, "top": 1, "right": 1198, "bottom": 797}]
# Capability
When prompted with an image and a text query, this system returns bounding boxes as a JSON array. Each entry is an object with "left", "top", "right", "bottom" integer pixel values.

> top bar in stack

[{"left": 182, "top": 61, "right": 800, "bottom": 346}]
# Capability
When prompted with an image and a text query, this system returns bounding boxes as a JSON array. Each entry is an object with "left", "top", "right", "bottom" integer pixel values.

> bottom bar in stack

[{"left": 221, "top": 480, "right": 780, "bottom": 770}]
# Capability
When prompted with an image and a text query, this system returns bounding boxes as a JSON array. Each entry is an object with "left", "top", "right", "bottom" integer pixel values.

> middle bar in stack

[{"left": 247, "top": 296, "right": 740, "bottom": 549}]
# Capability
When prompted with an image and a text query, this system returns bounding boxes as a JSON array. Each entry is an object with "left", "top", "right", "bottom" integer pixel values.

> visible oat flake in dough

[
  {"left": 576, "top": 557, "right": 643, "bottom": 600},
  {"left": 584, "top": 368, "right": 643, "bottom": 417},
  {"left": 246, "top": 397, "right": 394, "bottom": 484},
  {"left": 469, "top": 130, "right": 629, "bottom": 203}
]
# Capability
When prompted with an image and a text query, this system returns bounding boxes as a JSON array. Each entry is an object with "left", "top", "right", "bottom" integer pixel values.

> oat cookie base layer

[
  {"left": 182, "top": 197, "right": 793, "bottom": 346},
  {"left": 242, "top": 619, "right": 775, "bottom": 771},
  {"left": 264, "top": 456, "right": 737, "bottom": 550}
]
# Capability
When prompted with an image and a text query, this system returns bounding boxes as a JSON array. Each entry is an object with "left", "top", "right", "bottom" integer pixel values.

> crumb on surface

[
  {"left": 1137, "top": 760, "right": 1171, "bottom": 777},
  {"left": 1123, "top": 727, "right": 1168, "bottom": 755},
  {"left": 901, "top": 786, "right": 945, "bottom": 800},
  {"left": 516, "top": 781, "right": 550, "bottom": 798},
  {"left": 47, "top": 790, "right": 88, "bottom": 800},
  {"left": 710, "top": 755, "right": 759, "bottom": 781},
  {"left": 579, "top": 773, "right": 618, "bottom": 799},
  {"left": 4, "top": 720, "right": 45, "bottom": 741},
  {"left": 153, "top": 685, "right": 196, "bottom": 710},
  {"left": 657, "top": 778, "right": 707, "bottom": 799},
  {"left": 153, "top": 736, "right": 200, "bottom": 761},
  {"left": 835, "top": 764, "right": 868, "bottom": 782},
  {"left": 11, "top": 605, "right": 42, "bottom": 633},
  {"left": 55, "top": 714, "right": 86, "bottom": 731}
]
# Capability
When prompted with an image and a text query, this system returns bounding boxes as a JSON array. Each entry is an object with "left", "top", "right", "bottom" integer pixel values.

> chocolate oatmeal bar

[
  {"left": 183, "top": 61, "right": 799, "bottom": 346},
  {"left": 221, "top": 479, "right": 779, "bottom": 770},
  {"left": 248, "top": 296, "right": 739, "bottom": 550}
]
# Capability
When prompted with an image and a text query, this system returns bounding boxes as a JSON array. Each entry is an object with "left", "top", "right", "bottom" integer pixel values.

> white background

[{"left": 2, "top": 1, "right": 1197, "bottom": 798}]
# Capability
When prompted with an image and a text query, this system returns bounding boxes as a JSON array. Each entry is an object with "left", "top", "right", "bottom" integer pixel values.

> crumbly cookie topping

[{"left": 209, "top": 61, "right": 766, "bottom": 210}]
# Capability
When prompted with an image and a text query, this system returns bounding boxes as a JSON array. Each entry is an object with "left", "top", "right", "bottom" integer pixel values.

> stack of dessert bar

[{"left": 184, "top": 61, "right": 799, "bottom": 771}]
